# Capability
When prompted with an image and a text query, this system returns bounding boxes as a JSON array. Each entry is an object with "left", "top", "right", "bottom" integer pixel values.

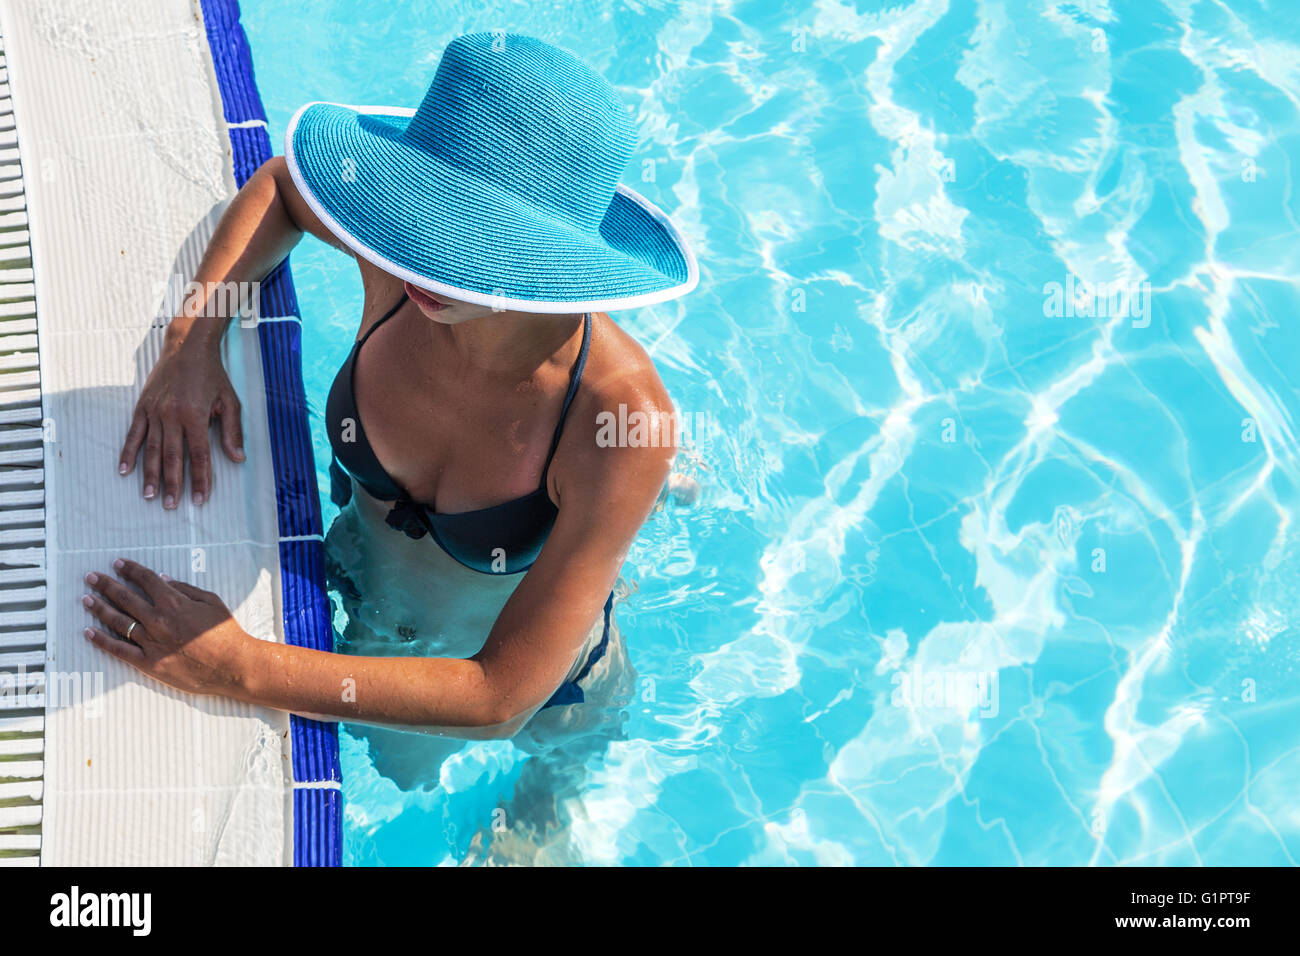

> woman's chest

[{"left": 351, "top": 335, "right": 561, "bottom": 509}]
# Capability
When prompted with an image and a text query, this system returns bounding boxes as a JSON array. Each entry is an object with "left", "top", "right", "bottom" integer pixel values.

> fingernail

[
  {"left": 84, "top": 572, "right": 98, "bottom": 585},
  {"left": 83, "top": 627, "right": 95, "bottom": 640},
  {"left": 112, "top": 559, "right": 124, "bottom": 570},
  {"left": 160, "top": 572, "right": 173, "bottom": 582},
  {"left": 144, "top": 484, "right": 156, "bottom": 499},
  {"left": 163, "top": 494, "right": 175, "bottom": 509},
  {"left": 236, "top": 450, "right": 246, "bottom": 462},
  {"left": 81, "top": 594, "right": 94, "bottom": 608},
  {"left": 118, "top": 463, "right": 128, "bottom": 476},
  {"left": 192, "top": 491, "right": 205, "bottom": 506}
]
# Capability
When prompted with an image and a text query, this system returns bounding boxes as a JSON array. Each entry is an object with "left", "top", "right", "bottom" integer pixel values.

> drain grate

[{"left": 0, "top": 33, "right": 45, "bottom": 867}]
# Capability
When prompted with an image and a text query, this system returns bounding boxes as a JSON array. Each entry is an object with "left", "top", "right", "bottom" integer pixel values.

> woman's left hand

[{"left": 81, "top": 558, "right": 253, "bottom": 696}]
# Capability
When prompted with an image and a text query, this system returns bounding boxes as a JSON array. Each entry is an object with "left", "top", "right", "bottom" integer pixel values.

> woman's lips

[{"left": 404, "top": 281, "right": 449, "bottom": 311}]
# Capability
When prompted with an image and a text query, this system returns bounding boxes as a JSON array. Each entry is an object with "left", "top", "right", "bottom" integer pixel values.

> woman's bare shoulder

[
  {"left": 581, "top": 312, "right": 675, "bottom": 418},
  {"left": 555, "top": 313, "right": 676, "bottom": 493}
]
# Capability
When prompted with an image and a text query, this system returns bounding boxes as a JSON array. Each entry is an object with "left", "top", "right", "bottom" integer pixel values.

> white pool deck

[{"left": 0, "top": 0, "right": 301, "bottom": 865}]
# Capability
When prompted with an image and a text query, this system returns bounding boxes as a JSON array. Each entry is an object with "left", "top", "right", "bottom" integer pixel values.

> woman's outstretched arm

[
  {"left": 118, "top": 156, "right": 348, "bottom": 508},
  {"left": 83, "top": 377, "right": 676, "bottom": 739}
]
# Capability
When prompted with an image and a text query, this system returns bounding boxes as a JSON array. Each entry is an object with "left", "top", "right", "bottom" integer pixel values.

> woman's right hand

[
  {"left": 114, "top": 155, "right": 347, "bottom": 507},
  {"left": 118, "top": 341, "right": 245, "bottom": 508}
]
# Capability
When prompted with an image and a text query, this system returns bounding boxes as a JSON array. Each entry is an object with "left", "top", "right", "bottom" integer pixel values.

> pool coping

[{"left": 198, "top": 0, "right": 341, "bottom": 868}]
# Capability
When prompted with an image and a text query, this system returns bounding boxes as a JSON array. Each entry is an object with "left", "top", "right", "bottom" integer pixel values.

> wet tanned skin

[{"left": 91, "top": 155, "right": 675, "bottom": 736}]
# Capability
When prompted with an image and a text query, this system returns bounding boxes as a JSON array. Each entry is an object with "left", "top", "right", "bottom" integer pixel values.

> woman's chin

[
  {"left": 405, "top": 281, "right": 453, "bottom": 312},
  {"left": 403, "top": 281, "right": 498, "bottom": 323}
]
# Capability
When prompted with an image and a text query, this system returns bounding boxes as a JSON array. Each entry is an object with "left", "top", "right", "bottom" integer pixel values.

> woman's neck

[{"left": 433, "top": 308, "right": 585, "bottom": 377}]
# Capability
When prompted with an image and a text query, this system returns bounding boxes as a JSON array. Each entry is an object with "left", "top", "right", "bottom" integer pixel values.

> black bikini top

[{"left": 325, "top": 292, "right": 591, "bottom": 575}]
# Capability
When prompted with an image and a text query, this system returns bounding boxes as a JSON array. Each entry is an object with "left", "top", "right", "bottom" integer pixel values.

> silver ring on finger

[{"left": 126, "top": 619, "right": 138, "bottom": 640}]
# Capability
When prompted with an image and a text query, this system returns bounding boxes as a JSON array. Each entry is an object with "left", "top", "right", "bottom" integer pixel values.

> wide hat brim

[{"left": 284, "top": 102, "right": 698, "bottom": 313}]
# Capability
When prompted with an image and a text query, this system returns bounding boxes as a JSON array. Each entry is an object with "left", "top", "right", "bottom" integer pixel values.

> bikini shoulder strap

[
  {"left": 356, "top": 291, "right": 409, "bottom": 349},
  {"left": 540, "top": 312, "right": 592, "bottom": 484}
]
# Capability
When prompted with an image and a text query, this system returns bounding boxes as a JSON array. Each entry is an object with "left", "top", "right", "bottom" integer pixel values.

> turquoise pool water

[{"left": 243, "top": 0, "right": 1300, "bottom": 865}]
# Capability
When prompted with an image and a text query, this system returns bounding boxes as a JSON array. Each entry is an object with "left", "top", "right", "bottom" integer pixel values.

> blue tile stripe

[
  {"left": 229, "top": 124, "right": 274, "bottom": 183},
  {"left": 199, "top": 0, "right": 269, "bottom": 126},
  {"left": 199, "top": 0, "right": 341, "bottom": 867},
  {"left": 293, "top": 789, "right": 343, "bottom": 868}
]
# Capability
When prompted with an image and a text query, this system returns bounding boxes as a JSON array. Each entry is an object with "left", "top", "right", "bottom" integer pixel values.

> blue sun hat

[{"left": 284, "top": 32, "right": 697, "bottom": 313}]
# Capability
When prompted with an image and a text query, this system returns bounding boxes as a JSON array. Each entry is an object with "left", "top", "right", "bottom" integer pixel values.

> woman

[{"left": 80, "top": 33, "right": 696, "bottom": 787}]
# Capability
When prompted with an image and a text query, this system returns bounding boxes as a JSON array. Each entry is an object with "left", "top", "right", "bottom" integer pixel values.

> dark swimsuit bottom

[{"left": 325, "top": 292, "right": 610, "bottom": 710}]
